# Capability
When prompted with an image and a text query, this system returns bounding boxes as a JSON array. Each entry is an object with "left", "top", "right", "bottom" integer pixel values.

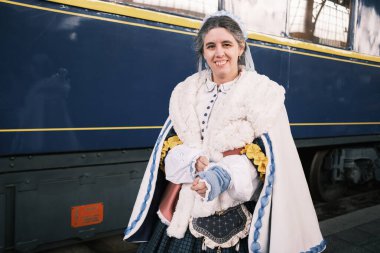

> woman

[{"left": 124, "top": 11, "right": 326, "bottom": 253}]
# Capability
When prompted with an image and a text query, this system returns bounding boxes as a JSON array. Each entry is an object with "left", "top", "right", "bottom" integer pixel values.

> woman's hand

[
  {"left": 195, "top": 156, "right": 209, "bottom": 172},
  {"left": 191, "top": 177, "right": 208, "bottom": 197}
]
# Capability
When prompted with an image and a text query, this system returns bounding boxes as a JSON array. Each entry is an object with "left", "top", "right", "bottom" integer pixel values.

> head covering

[{"left": 198, "top": 10, "right": 255, "bottom": 72}]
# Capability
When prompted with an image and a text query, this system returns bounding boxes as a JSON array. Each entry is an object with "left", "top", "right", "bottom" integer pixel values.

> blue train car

[{"left": 0, "top": 0, "right": 379, "bottom": 251}]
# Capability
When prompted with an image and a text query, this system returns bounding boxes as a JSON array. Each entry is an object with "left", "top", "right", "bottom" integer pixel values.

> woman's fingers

[
  {"left": 195, "top": 156, "right": 209, "bottom": 172},
  {"left": 192, "top": 177, "right": 199, "bottom": 186},
  {"left": 195, "top": 160, "right": 205, "bottom": 171},
  {"left": 199, "top": 156, "right": 209, "bottom": 166},
  {"left": 196, "top": 188, "right": 206, "bottom": 194},
  {"left": 191, "top": 178, "right": 207, "bottom": 197}
]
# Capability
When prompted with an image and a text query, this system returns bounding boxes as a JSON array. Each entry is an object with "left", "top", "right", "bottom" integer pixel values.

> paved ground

[
  {"left": 114, "top": 204, "right": 380, "bottom": 253},
  {"left": 320, "top": 205, "right": 380, "bottom": 253},
  {"left": 43, "top": 205, "right": 380, "bottom": 253}
]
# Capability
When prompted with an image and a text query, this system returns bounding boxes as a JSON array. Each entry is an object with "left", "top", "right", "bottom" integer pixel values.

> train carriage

[{"left": 0, "top": 0, "right": 379, "bottom": 251}]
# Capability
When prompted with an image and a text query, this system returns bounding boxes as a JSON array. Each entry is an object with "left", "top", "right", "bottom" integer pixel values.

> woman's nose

[{"left": 215, "top": 45, "right": 224, "bottom": 57}]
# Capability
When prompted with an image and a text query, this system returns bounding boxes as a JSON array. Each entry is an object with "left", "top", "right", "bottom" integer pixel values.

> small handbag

[{"left": 189, "top": 204, "right": 252, "bottom": 251}]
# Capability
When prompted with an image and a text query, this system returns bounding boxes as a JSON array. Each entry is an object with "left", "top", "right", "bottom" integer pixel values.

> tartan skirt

[{"left": 136, "top": 220, "right": 249, "bottom": 253}]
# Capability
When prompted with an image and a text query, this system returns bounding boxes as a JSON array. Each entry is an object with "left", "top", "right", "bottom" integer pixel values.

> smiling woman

[
  {"left": 124, "top": 10, "right": 326, "bottom": 253},
  {"left": 1, "top": 0, "right": 379, "bottom": 252}
]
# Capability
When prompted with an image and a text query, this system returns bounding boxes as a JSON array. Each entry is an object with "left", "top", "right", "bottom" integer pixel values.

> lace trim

[{"left": 189, "top": 204, "right": 252, "bottom": 249}]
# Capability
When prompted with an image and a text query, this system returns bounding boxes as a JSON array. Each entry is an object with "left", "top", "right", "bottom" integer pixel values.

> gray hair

[{"left": 195, "top": 15, "right": 247, "bottom": 68}]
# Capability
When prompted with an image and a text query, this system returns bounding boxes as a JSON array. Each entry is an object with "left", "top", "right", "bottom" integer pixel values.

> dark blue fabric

[
  {"left": 191, "top": 205, "right": 248, "bottom": 244},
  {"left": 136, "top": 220, "right": 249, "bottom": 253},
  {"left": 253, "top": 137, "right": 266, "bottom": 156}
]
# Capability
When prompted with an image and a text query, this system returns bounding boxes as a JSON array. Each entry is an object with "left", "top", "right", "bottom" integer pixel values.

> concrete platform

[
  {"left": 42, "top": 205, "right": 380, "bottom": 252},
  {"left": 106, "top": 205, "right": 380, "bottom": 253},
  {"left": 320, "top": 205, "right": 380, "bottom": 253}
]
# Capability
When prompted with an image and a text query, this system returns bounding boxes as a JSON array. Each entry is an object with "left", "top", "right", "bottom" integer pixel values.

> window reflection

[
  {"left": 102, "top": 0, "right": 218, "bottom": 19},
  {"left": 354, "top": 1, "right": 380, "bottom": 56},
  {"left": 225, "top": 0, "right": 287, "bottom": 37},
  {"left": 288, "top": 0, "right": 351, "bottom": 48}
]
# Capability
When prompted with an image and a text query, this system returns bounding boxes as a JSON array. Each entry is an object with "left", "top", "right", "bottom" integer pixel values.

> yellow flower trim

[
  {"left": 240, "top": 143, "right": 268, "bottom": 180},
  {"left": 160, "top": 135, "right": 183, "bottom": 170}
]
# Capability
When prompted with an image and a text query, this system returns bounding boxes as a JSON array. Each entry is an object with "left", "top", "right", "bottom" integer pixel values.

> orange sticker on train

[{"left": 71, "top": 203, "right": 104, "bottom": 228}]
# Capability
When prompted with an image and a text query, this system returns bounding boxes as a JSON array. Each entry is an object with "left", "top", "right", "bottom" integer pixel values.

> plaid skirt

[{"left": 136, "top": 220, "right": 249, "bottom": 253}]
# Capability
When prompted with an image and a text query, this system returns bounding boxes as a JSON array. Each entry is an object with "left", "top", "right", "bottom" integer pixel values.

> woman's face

[{"left": 203, "top": 27, "right": 244, "bottom": 84}]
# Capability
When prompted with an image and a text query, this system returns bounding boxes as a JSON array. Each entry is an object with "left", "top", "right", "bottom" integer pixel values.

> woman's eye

[
  {"left": 223, "top": 43, "right": 232, "bottom": 47},
  {"left": 206, "top": 45, "right": 215, "bottom": 49}
]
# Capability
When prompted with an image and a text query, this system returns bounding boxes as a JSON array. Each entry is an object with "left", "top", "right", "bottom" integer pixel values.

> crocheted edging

[
  {"left": 124, "top": 120, "right": 172, "bottom": 237},
  {"left": 250, "top": 133, "right": 274, "bottom": 253},
  {"left": 301, "top": 240, "right": 327, "bottom": 253}
]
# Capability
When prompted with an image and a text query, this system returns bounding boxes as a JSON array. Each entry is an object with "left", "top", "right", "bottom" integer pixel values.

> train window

[
  {"left": 102, "top": 0, "right": 218, "bottom": 19},
  {"left": 288, "top": 0, "right": 351, "bottom": 48},
  {"left": 224, "top": 0, "right": 287, "bottom": 37},
  {"left": 354, "top": 0, "right": 380, "bottom": 56}
]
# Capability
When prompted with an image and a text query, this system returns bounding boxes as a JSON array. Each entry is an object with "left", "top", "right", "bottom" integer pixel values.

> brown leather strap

[{"left": 222, "top": 147, "right": 244, "bottom": 157}]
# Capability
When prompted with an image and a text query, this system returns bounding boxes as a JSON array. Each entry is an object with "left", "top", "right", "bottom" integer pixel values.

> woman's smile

[{"left": 215, "top": 60, "right": 227, "bottom": 66}]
